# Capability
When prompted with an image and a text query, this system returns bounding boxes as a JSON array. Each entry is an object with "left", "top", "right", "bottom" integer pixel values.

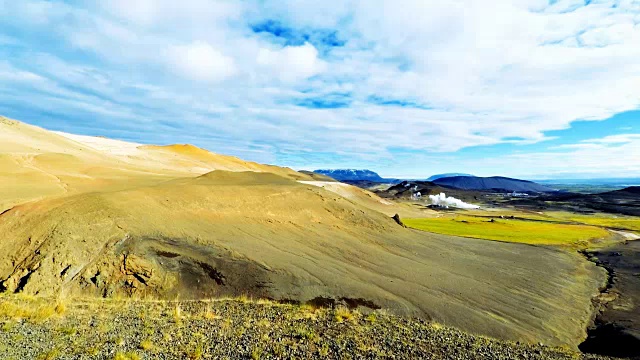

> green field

[
  {"left": 441, "top": 209, "right": 640, "bottom": 233},
  {"left": 544, "top": 212, "right": 640, "bottom": 232},
  {"left": 404, "top": 215, "right": 612, "bottom": 248}
]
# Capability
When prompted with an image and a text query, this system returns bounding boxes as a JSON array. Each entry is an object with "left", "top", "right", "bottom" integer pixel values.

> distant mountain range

[
  {"left": 313, "top": 169, "right": 398, "bottom": 183},
  {"left": 537, "top": 178, "right": 640, "bottom": 186},
  {"left": 538, "top": 186, "right": 640, "bottom": 216},
  {"left": 313, "top": 170, "right": 557, "bottom": 193},
  {"left": 433, "top": 176, "right": 556, "bottom": 193},
  {"left": 426, "top": 173, "right": 474, "bottom": 181}
]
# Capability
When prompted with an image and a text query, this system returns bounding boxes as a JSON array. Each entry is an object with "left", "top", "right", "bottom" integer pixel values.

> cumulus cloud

[
  {"left": 167, "top": 41, "right": 237, "bottom": 82},
  {"left": 0, "top": 0, "right": 639, "bottom": 176},
  {"left": 257, "top": 43, "right": 326, "bottom": 82}
]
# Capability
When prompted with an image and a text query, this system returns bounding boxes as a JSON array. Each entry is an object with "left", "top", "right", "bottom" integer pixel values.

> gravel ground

[{"left": 0, "top": 297, "right": 619, "bottom": 360}]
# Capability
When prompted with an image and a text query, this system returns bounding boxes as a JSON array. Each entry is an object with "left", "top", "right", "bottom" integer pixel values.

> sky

[{"left": 0, "top": 0, "right": 639, "bottom": 179}]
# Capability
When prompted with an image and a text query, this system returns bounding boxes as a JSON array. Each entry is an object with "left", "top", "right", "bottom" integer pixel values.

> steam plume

[{"left": 428, "top": 193, "right": 480, "bottom": 209}]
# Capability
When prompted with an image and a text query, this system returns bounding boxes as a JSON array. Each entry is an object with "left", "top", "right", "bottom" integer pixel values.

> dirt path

[{"left": 609, "top": 230, "right": 640, "bottom": 241}]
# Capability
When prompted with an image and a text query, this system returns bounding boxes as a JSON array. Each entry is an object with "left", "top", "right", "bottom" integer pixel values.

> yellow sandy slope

[
  {"left": 0, "top": 116, "right": 309, "bottom": 211},
  {"left": 0, "top": 116, "right": 604, "bottom": 348},
  {"left": 299, "top": 180, "right": 428, "bottom": 217}
]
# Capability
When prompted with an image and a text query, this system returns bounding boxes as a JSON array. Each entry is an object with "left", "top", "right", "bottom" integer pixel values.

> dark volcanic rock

[{"left": 580, "top": 243, "right": 640, "bottom": 359}]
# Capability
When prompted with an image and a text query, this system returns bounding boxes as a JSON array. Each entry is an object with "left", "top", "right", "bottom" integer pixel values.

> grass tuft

[
  {"left": 113, "top": 352, "right": 141, "bottom": 360},
  {"left": 365, "top": 313, "right": 377, "bottom": 323},
  {"left": 54, "top": 302, "right": 66, "bottom": 315},
  {"left": 251, "top": 347, "right": 263, "bottom": 360},
  {"left": 139, "top": 338, "right": 154, "bottom": 351},
  {"left": 319, "top": 342, "right": 330, "bottom": 356},
  {"left": 333, "top": 307, "right": 354, "bottom": 323},
  {"left": 172, "top": 303, "right": 183, "bottom": 324},
  {"left": 37, "top": 347, "right": 60, "bottom": 360},
  {"left": 185, "top": 344, "right": 204, "bottom": 360},
  {"left": 58, "top": 326, "right": 77, "bottom": 336},
  {"left": 200, "top": 309, "right": 217, "bottom": 320}
]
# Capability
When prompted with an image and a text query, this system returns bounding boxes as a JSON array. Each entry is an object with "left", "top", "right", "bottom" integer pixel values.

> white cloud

[
  {"left": 500, "top": 134, "right": 640, "bottom": 178},
  {"left": 257, "top": 43, "right": 326, "bottom": 82},
  {"left": 1, "top": 0, "right": 640, "bottom": 177},
  {"left": 101, "top": 0, "right": 242, "bottom": 28},
  {"left": 167, "top": 41, "right": 237, "bottom": 82}
]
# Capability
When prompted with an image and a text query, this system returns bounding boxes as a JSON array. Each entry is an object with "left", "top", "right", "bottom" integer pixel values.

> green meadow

[
  {"left": 404, "top": 215, "right": 612, "bottom": 248},
  {"left": 545, "top": 212, "right": 640, "bottom": 232}
]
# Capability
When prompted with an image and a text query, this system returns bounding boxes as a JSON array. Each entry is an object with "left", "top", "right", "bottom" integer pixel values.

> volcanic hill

[
  {"left": 433, "top": 175, "right": 557, "bottom": 193},
  {"left": 0, "top": 116, "right": 607, "bottom": 349}
]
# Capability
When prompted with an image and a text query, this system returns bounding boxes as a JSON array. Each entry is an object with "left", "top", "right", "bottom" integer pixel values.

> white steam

[{"left": 428, "top": 193, "right": 480, "bottom": 209}]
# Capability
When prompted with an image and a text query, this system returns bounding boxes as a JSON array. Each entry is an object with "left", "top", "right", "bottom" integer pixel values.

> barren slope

[
  {"left": 0, "top": 170, "right": 603, "bottom": 348},
  {"left": 0, "top": 116, "right": 606, "bottom": 349},
  {"left": 0, "top": 117, "right": 309, "bottom": 212},
  {"left": 298, "top": 180, "right": 428, "bottom": 217}
]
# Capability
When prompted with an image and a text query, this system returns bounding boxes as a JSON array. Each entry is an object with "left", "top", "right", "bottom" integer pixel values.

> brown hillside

[{"left": 0, "top": 116, "right": 605, "bottom": 349}]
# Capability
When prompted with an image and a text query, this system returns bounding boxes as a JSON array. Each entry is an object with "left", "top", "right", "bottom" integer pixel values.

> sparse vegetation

[
  {"left": 139, "top": 338, "right": 153, "bottom": 351},
  {"left": 54, "top": 302, "right": 66, "bottom": 315},
  {"left": 365, "top": 313, "right": 377, "bottom": 323},
  {"left": 0, "top": 296, "right": 613, "bottom": 359},
  {"left": 172, "top": 303, "right": 183, "bottom": 324},
  {"left": 113, "top": 352, "right": 141, "bottom": 360},
  {"left": 185, "top": 343, "right": 204, "bottom": 360},
  {"left": 0, "top": 296, "right": 65, "bottom": 323},
  {"left": 333, "top": 306, "right": 355, "bottom": 323},
  {"left": 37, "top": 347, "right": 60, "bottom": 360},
  {"left": 251, "top": 346, "right": 263, "bottom": 360},
  {"left": 200, "top": 308, "right": 217, "bottom": 320},
  {"left": 114, "top": 336, "right": 125, "bottom": 347},
  {"left": 57, "top": 326, "right": 76, "bottom": 336}
]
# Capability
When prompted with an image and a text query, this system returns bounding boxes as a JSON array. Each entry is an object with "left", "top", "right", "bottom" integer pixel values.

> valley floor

[{"left": 0, "top": 297, "right": 615, "bottom": 360}]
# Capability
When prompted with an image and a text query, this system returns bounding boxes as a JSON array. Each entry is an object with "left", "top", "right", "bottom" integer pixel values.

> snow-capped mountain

[{"left": 313, "top": 169, "right": 392, "bottom": 182}]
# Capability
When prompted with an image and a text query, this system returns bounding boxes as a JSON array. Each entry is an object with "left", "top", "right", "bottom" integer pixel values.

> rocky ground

[{"left": 0, "top": 296, "right": 620, "bottom": 360}]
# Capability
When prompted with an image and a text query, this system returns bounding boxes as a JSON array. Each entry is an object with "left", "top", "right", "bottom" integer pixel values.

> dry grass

[
  {"left": 201, "top": 309, "right": 217, "bottom": 320},
  {"left": 113, "top": 352, "right": 141, "bottom": 360},
  {"left": 333, "top": 307, "right": 355, "bottom": 323},
  {"left": 256, "top": 318, "right": 271, "bottom": 328},
  {"left": 0, "top": 296, "right": 66, "bottom": 323},
  {"left": 58, "top": 326, "right": 77, "bottom": 336},
  {"left": 0, "top": 296, "right": 597, "bottom": 360},
  {"left": 185, "top": 344, "right": 204, "bottom": 360},
  {"left": 172, "top": 303, "right": 183, "bottom": 324},
  {"left": 365, "top": 313, "right": 377, "bottom": 323},
  {"left": 139, "top": 338, "right": 153, "bottom": 351},
  {"left": 251, "top": 347, "right": 263, "bottom": 360},
  {"left": 37, "top": 347, "right": 60, "bottom": 360}
]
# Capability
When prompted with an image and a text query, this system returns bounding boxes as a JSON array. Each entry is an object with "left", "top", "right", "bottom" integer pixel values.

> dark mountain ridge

[
  {"left": 427, "top": 173, "right": 475, "bottom": 181},
  {"left": 433, "top": 176, "right": 556, "bottom": 193},
  {"left": 313, "top": 169, "right": 398, "bottom": 183},
  {"left": 608, "top": 186, "right": 640, "bottom": 196},
  {"left": 512, "top": 186, "right": 640, "bottom": 216}
]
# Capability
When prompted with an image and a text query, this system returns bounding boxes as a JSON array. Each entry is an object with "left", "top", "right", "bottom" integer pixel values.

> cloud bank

[{"left": 0, "top": 0, "right": 639, "bottom": 177}]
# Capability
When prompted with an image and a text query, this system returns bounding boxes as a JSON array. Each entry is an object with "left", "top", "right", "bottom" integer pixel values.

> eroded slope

[{"left": 0, "top": 170, "right": 603, "bottom": 348}]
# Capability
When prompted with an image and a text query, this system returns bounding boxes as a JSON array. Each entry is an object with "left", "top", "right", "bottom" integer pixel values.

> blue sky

[{"left": 1, "top": 0, "right": 639, "bottom": 179}]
